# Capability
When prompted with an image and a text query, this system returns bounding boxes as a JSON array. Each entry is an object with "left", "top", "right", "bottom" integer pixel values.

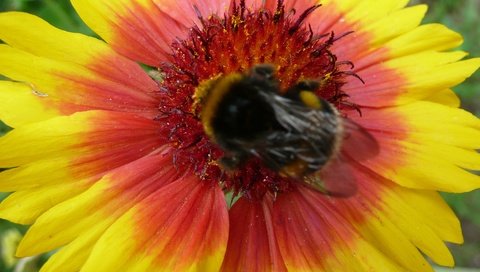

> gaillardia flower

[{"left": 0, "top": 0, "right": 479, "bottom": 271}]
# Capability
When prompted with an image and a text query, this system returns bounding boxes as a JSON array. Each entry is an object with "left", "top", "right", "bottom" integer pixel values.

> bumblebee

[{"left": 198, "top": 64, "right": 376, "bottom": 196}]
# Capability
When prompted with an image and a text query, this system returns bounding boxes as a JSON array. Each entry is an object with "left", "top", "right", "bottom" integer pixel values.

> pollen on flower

[{"left": 156, "top": 0, "right": 359, "bottom": 199}]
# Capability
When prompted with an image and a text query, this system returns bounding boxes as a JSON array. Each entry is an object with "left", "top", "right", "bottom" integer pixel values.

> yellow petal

[
  {"left": 16, "top": 180, "right": 113, "bottom": 256},
  {"left": 323, "top": 0, "right": 409, "bottom": 22},
  {"left": 0, "top": 112, "right": 90, "bottom": 168},
  {"left": 395, "top": 58, "right": 480, "bottom": 104},
  {"left": 381, "top": 187, "right": 460, "bottom": 266},
  {"left": 40, "top": 222, "right": 107, "bottom": 272},
  {"left": 400, "top": 101, "right": 480, "bottom": 148},
  {"left": 0, "top": 44, "right": 90, "bottom": 100},
  {"left": 424, "top": 89, "right": 460, "bottom": 108},
  {"left": 326, "top": 239, "right": 404, "bottom": 272},
  {"left": 369, "top": 138, "right": 480, "bottom": 192},
  {"left": 367, "top": 5, "right": 428, "bottom": 46},
  {"left": 0, "top": 182, "right": 88, "bottom": 224},
  {"left": 0, "top": 12, "right": 109, "bottom": 64},
  {"left": 386, "top": 24, "right": 463, "bottom": 58},
  {"left": 0, "top": 159, "right": 73, "bottom": 191},
  {"left": 357, "top": 209, "right": 431, "bottom": 271},
  {"left": 0, "top": 81, "right": 58, "bottom": 127}
]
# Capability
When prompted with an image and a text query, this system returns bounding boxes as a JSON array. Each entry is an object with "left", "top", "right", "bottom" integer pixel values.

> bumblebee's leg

[
  {"left": 251, "top": 64, "right": 276, "bottom": 80},
  {"left": 219, "top": 152, "right": 248, "bottom": 170},
  {"left": 295, "top": 80, "right": 320, "bottom": 91}
]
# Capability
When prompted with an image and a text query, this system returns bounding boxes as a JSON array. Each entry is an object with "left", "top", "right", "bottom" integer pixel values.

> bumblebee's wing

[
  {"left": 305, "top": 153, "right": 359, "bottom": 197},
  {"left": 303, "top": 118, "right": 378, "bottom": 197},
  {"left": 341, "top": 118, "right": 379, "bottom": 162},
  {"left": 263, "top": 92, "right": 379, "bottom": 159},
  {"left": 257, "top": 91, "right": 341, "bottom": 171},
  {"left": 257, "top": 91, "right": 378, "bottom": 197}
]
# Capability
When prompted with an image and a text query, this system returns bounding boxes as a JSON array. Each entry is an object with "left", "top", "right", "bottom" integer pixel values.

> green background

[{"left": 0, "top": 0, "right": 479, "bottom": 271}]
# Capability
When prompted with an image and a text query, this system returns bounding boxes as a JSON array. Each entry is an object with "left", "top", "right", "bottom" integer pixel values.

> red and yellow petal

[
  {"left": 346, "top": 51, "right": 479, "bottom": 106},
  {"left": 351, "top": 102, "right": 480, "bottom": 192},
  {"left": 41, "top": 217, "right": 111, "bottom": 272},
  {"left": 27, "top": 153, "right": 178, "bottom": 272},
  {"left": 272, "top": 186, "right": 402, "bottom": 272},
  {"left": 221, "top": 196, "right": 287, "bottom": 272},
  {"left": 3, "top": 111, "right": 223, "bottom": 271},
  {"left": 71, "top": 0, "right": 231, "bottom": 66},
  {"left": 309, "top": 1, "right": 479, "bottom": 107},
  {"left": 272, "top": 161, "right": 461, "bottom": 272},
  {"left": 350, "top": 167, "right": 460, "bottom": 269},
  {"left": 0, "top": 12, "right": 159, "bottom": 123},
  {"left": 0, "top": 110, "right": 165, "bottom": 227},
  {"left": 17, "top": 154, "right": 180, "bottom": 270},
  {"left": 315, "top": 0, "right": 412, "bottom": 62},
  {"left": 79, "top": 176, "right": 228, "bottom": 272}
]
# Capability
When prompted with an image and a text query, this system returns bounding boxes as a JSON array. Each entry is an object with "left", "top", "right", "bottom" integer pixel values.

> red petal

[
  {"left": 272, "top": 186, "right": 353, "bottom": 270},
  {"left": 221, "top": 195, "right": 287, "bottom": 272},
  {"left": 134, "top": 177, "right": 229, "bottom": 270}
]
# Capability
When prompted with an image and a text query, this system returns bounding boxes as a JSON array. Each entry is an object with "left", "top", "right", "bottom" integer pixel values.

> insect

[{"left": 199, "top": 64, "right": 377, "bottom": 197}]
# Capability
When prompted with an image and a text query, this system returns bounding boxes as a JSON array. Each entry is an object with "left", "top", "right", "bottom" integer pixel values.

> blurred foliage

[
  {"left": 0, "top": 0, "right": 479, "bottom": 271},
  {"left": 0, "top": 122, "right": 10, "bottom": 137}
]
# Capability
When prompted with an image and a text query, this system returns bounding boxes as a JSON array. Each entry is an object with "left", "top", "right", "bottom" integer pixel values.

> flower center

[{"left": 155, "top": 0, "right": 359, "bottom": 200}]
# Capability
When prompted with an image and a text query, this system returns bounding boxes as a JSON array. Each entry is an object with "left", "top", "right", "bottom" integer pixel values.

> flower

[{"left": 0, "top": 0, "right": 479, "bottom": 271}]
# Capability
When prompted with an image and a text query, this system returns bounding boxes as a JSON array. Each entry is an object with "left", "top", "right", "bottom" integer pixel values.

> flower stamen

[{"left": 157, "top": 1, "right": 361, "bottom": 199}]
